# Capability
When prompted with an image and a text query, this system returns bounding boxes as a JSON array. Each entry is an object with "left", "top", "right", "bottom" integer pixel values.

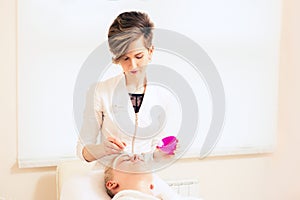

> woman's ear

[
  {"left": 148, "top": 45, "right": 154, "bottom": 60},
  {"left": 106, "top": 180, "right": 118, "bottom": 190}
]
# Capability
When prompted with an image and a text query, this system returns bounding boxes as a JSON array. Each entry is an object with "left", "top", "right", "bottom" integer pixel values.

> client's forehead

[{"left": 112, "top": 167, "right": 153, "bottom": 180}]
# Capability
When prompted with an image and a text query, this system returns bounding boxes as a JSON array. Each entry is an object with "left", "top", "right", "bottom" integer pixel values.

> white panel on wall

[{"left": 18, "top": 0, "right": 281, "bottom": 167}]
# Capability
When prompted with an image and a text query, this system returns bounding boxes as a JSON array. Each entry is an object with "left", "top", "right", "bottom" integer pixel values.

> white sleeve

[{"left": 76, "top": 82, "right": 103, "bottom": 161}]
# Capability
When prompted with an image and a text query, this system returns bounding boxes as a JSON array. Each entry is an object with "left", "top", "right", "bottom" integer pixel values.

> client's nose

[
  {"left": 130, "top": 154, "right": 142, "bottom": 162},
  {"left": 131, "top": 154, "right": 138, "bottom": 161}
]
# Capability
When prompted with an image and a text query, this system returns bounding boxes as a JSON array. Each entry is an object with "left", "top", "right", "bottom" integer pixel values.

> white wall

[
  {"left": 17, "top": 0, "right": 281, "bottom": 166},
  {"left": 0, "top": 1, "right": 56, "bottom": 199},
  {"left": 1, "top": 0, "right": 300, "bottom": 199}
]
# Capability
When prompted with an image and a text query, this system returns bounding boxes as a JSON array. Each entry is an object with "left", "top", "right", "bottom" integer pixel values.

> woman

[{"left": 77, "top": 11, "right": 180, "bottom": 164}]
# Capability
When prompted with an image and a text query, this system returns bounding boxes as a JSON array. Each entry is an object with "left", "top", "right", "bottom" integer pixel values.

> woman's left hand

[{"left": 153, "top": 141, "right": 179, "bottom": 161}]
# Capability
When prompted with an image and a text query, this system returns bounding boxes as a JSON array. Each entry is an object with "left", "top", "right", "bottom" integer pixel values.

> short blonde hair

[
  {"left": 108, "top": 11, "right": 154, "bottom": 63},
  {"left": 104, "top": 167, "right": 115, "bottom": 198}
]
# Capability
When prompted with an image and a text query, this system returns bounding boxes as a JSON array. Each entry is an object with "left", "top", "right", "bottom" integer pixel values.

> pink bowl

[{"left": 157, "top": 136, "right": 177, "bottom": 154}]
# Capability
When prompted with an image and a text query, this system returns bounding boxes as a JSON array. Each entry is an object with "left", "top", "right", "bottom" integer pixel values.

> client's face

[
  {"left": 113, "top": 153, "right": 148, "bottom": 172},
  {"left": 107, "top": 153, "right": 154, "bottom": 195}
]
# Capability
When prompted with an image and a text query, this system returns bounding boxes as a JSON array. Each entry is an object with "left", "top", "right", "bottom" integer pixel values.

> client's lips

[{"left": 130, "top": 70, "right": 138, "bottom": 74}]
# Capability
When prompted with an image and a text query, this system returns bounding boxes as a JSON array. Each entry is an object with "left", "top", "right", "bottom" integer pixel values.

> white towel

[
  {"left": 112, "top": 190, "right": 161, "bottom": 200},
  {"left": 111, "top": 190, "right": 203, "bottom": 200}
]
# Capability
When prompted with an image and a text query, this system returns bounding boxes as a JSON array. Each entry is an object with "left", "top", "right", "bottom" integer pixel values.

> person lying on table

[{"left": 104, "top": 153, "right": 179, "bottom": 200}]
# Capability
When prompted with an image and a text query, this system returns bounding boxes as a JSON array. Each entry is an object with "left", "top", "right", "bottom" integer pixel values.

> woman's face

[{"left": 118, "top": 36, "right": 153, "bottom": 77}]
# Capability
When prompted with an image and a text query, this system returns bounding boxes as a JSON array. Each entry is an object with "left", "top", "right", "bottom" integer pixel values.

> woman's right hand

[
  {"left": 82, "top": 137, "right": 126, "bottom": 162},
  {"left": 103, "top": 137, "right": 127, "bottom": 154}
]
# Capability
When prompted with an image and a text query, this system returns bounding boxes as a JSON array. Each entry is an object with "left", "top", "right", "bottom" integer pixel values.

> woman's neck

[{"left": 125, "top": 73, "right": 147, "bottom": 94}]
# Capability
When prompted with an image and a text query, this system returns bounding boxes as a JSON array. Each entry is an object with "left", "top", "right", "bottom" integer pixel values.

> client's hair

[{"left": 104, "top": 167, "right": 115, "bottom": 198}]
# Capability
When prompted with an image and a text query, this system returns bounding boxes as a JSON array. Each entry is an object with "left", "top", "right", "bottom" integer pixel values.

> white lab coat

[{"left": 77, "top": 73, "right": 181, "bottom": 160}]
